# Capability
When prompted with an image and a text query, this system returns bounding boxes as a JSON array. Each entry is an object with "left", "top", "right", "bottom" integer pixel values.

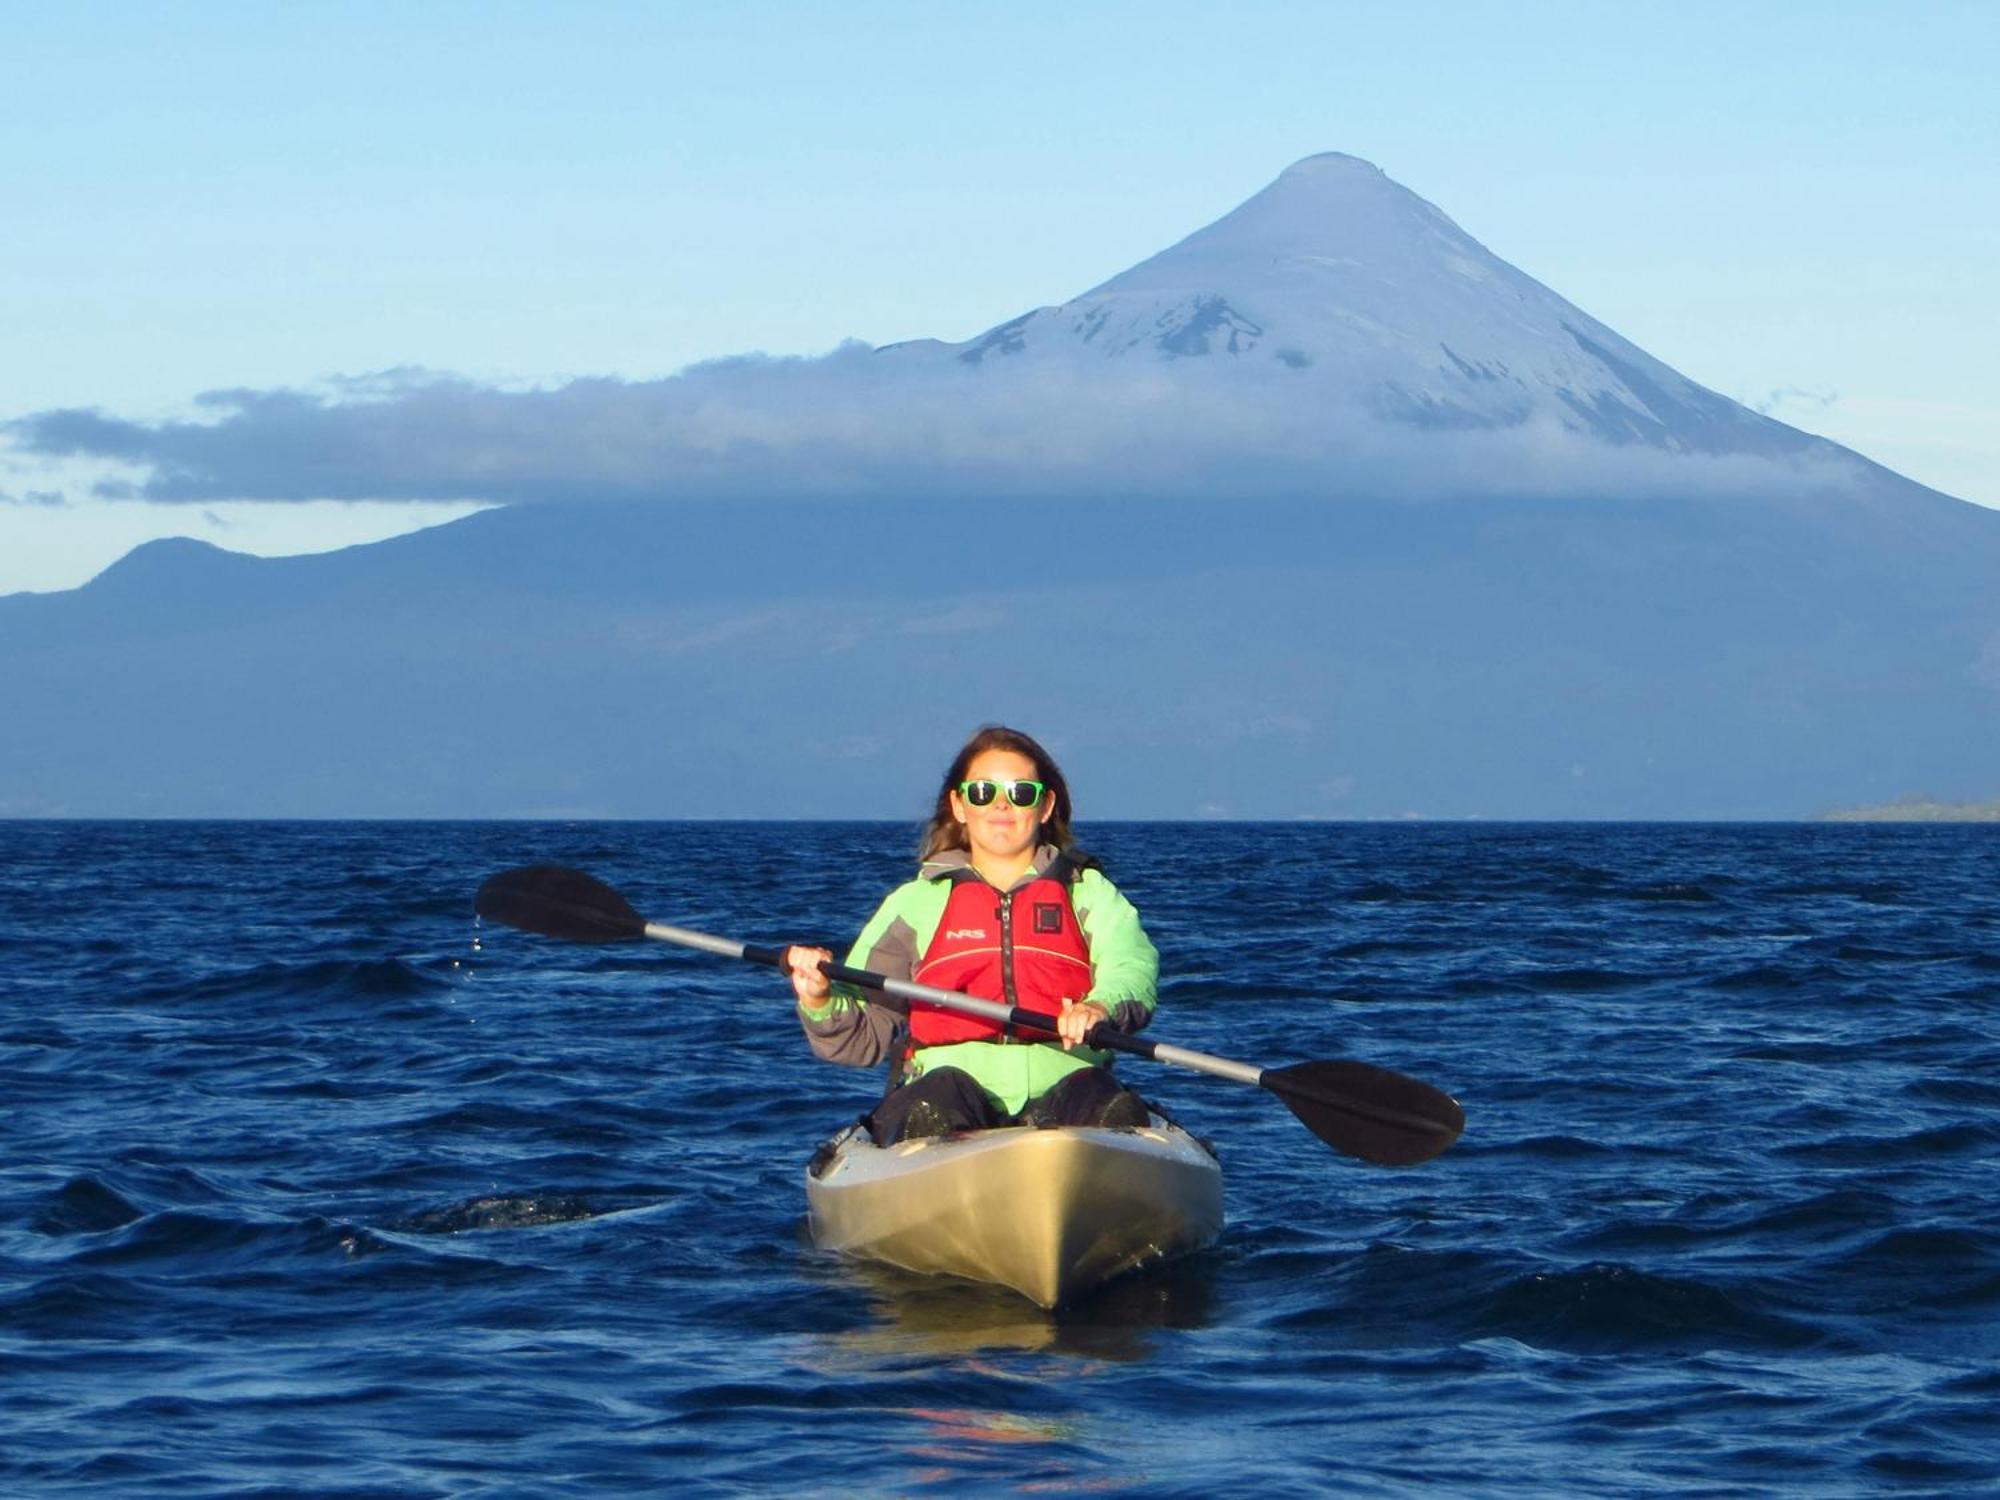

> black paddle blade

[
  {"left": 474, "top": 865, "right": 647, "bottom": 944},
  {"left": 1261, "top": 1060, "right": 1465, "bottom": 1166}
]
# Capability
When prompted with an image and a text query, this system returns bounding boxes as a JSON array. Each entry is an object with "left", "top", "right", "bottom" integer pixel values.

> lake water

[{"left": 3, "top": 820, "right": 1996, "bottom": 1496}]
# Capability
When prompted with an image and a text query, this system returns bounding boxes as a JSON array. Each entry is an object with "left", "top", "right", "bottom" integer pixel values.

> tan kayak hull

[{"left": 805, "top": 1121, "right": 1223, "bottom": 1308}]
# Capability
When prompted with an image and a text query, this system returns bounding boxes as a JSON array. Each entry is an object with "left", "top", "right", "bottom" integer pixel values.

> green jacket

[{"left": 796, "top": 844, "right": 1158, "bottom": 1114}]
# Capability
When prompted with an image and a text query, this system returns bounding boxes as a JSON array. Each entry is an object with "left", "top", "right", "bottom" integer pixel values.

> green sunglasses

[{"left": 958, "top": 778, "right": 1047, "bottom": 808}]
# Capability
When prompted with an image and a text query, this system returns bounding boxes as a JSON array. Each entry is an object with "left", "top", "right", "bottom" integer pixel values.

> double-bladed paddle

[{"left": 473, "top": 863, "right": 1464, "bottom": 1167}]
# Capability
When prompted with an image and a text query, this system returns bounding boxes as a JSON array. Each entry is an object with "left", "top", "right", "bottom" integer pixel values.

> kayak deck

[{"left": 805, "top": 1118, "right": 1223, "bottom": 1308}]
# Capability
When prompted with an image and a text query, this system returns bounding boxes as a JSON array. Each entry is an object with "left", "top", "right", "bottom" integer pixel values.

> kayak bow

[{"left": 805, "top": 1115, "right": 1223, "bottom": 1308}]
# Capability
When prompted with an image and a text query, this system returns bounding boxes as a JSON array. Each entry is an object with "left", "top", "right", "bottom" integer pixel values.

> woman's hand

[
  {"left": 785, "top": 946, "right": 833, "bottom": 1007},
  {"left": 1057, "top": 997, "right": 1110, "bottom": 1050}
]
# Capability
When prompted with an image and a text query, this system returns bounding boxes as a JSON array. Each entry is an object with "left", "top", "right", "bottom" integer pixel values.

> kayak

[
  {"left": 806, "top": 1116, "right": 1224, "bottom": 1308},
  {"left": 805, "top": 1115, "right": 1224, "bottom": 1308}
]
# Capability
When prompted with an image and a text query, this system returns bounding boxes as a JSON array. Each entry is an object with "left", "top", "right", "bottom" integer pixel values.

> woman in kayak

[{"left": 784, "top": 726, "right": 1157, "bottom": 1145}]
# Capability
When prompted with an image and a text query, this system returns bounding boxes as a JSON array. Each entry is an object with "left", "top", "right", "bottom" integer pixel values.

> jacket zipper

[{"left": 998, "top": 889, "right": 1017, "bottom": 1035}]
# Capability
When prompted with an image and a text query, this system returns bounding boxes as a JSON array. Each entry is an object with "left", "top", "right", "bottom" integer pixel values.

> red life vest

[{"left": 909, "top": 857, "right": 1092, "bottom": 1047}]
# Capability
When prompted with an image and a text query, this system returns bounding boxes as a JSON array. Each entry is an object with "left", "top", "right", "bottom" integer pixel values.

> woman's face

[{"left": 951, "top": 748, "right": 1054, "bottom": 868}]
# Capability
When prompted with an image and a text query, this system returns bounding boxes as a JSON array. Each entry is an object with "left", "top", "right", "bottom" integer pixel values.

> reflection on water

[
  {"left": 797, "top": 1253, "right": 1219, "bottom": 1493},
  {"left": 806, "top": 1248, "right": 1220, "bottom": 1363}
]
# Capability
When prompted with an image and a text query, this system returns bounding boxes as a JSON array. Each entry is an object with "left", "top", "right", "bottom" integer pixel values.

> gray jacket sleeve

[{"left": 794, "top": 894, "right": 922, "bottom": 1069}]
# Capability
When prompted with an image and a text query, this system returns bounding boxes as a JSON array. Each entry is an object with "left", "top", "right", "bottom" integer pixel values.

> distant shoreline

[{"left": 1821, "top": 798, "right": 2000, "bottom": 823}]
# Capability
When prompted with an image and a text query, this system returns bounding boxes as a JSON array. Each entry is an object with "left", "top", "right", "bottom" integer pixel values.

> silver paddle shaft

[
  {"left": 643, "top": 920, "right": 754, "bottom": 961},
  {"left": 643, "top": 918, "right": 1265, "bottom": 1088}
]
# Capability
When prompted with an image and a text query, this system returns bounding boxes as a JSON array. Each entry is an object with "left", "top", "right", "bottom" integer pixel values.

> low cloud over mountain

[{"left": 7, "top": 155, "right": 1916, "bottom": 512}]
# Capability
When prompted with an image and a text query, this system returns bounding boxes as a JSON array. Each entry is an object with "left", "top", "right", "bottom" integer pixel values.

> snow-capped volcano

[
  {"left": 6, "top": 152, "right": 1999, "bottom": 819},
  {"left": 885, "top": 153, "right": 1816, "bottom": 465}
]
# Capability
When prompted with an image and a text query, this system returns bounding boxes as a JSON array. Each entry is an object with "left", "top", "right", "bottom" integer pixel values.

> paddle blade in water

[
  {"left": 1261, "top": 1059, "right": 1465, "bottom": 1166},
  {"left": 474, "top": 865, "right": 646, "bottom": 944}
]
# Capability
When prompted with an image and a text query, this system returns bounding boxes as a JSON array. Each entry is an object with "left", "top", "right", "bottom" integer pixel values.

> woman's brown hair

[{"left": 918, "top": 725, "right": 1091, "bottom": 865}]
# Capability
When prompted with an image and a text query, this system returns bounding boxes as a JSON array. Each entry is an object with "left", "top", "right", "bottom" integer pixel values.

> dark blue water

[{"left": 3, "top": 821, "right": 1996, "bottom": 1496}]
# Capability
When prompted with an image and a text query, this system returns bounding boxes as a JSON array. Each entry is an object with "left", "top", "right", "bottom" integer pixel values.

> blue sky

[{"left": 3, "top": 0, "right": 1995, "bottom": 594}]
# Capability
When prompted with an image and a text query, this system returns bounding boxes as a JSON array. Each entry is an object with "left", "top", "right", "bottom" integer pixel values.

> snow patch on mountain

[{"left": 889, "top": 152, "right": 1826, "bottom": 468}]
